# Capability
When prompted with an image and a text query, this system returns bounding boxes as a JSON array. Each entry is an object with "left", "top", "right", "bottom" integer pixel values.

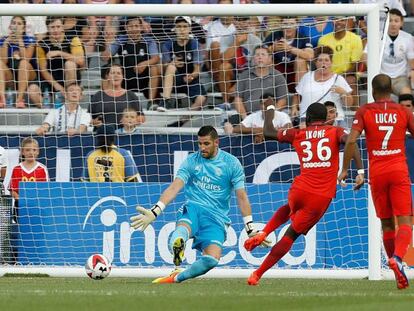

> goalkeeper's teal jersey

[{"left": 176, "top": 149, "right": 245, "bottom": 226}]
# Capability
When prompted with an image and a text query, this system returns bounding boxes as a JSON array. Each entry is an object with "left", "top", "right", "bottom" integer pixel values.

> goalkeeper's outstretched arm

[
  {"left": 236, "top": 188, "right": 271, "bottom": 248},
  {"left": 130, "top": 178, "right": 184, "bottom": 231},
  {"left": 158, "top": 178, "right": 185, "bottom": 207}
]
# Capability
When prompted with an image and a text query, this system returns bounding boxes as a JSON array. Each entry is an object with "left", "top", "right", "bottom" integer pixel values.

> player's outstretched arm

[
  {"left": 236, "top": 188, "right": 271, "bottom": 248},
  {"left": 130, "top": 178, "right": 184, "bottom": 231},
  {"left": 263, "top": 98, "right": 279, "bottom": 141},
  {"left": 352, "top": 145, "right": 365, "bottom": 191},
  {"left": 338, "top": 129, "right": 362, "bottom": 187}
]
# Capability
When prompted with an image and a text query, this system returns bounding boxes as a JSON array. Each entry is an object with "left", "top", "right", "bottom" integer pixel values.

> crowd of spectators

[{"left": 0, "top": 0, "right": 414, "bottom": 137}]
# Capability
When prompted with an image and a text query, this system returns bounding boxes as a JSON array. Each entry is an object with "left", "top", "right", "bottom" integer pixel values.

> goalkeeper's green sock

[{"left": 176, "top": 255, "right": 218, "bottom": 283}]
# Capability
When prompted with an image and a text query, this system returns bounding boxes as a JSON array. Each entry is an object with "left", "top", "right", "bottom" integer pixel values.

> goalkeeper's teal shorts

[{"left": 177, "top": 204, "right": 227, "bottom": 252}]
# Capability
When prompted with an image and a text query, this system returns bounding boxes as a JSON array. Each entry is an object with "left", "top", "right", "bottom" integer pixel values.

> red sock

[
  {"left": 394, "top": 224, "right": 412, "bottom": 259},
  {"left": 382, "top": 230, "right": 395, "bottom": 259},
  {"left": 263, "top": 204, "right": 290, "bottom": 235},
  {"left": 256, "top": 235, "right": 294, "bottom": 278}
]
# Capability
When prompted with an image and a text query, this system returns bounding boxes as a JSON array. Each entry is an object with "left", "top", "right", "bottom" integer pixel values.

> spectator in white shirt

[
  {"left": 292, "top": 46, "right": 352, "bottom": 129},
  {"left": 225, "top": 95, "right": 292, "bottom": 143},
  {"left": 36, "top": 83, "right": 91, "bottom": 136},
  {"left": 358, "top": 0, "right": 406, "bottom": 35},
  {"left": 205, "top": 15, "right": 236, "bottom": 84},
  {"left": 380, "top": 9, "right": 414, "bottom": 96}
]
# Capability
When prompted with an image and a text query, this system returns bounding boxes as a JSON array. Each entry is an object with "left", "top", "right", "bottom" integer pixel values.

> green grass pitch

[{"left": 0, "top": 277, "right": 412, "bottom": 311}]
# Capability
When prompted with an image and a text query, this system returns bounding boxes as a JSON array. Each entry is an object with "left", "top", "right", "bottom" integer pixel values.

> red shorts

[
  {"left": 370, "top": 170, "right": 413, "bottom": 219},
  {"left": 288, "top": 187, "right": 332, "bottom": 234}
]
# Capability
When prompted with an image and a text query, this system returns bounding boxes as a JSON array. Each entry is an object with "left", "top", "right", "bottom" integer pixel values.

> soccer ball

[{"left": 85, "top": 254, "right": 111, "bottom": 280}]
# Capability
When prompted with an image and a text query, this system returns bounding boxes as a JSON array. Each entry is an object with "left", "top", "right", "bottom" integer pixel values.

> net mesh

[{"left": 0, "top": 8, "right": 398, "bottom": 273}]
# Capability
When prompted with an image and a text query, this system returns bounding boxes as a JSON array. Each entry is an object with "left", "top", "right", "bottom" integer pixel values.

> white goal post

[{"left": 0, "top": 3, "right": 390, "bottom": 280}]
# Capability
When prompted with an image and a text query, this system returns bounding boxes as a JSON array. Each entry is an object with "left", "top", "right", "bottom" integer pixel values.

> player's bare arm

[
  {"left": 235, "top": 188, "right": 253, "bottom": 218},
  {"left": 263, "top": 98, "right": 279, "bottom": 140},
  {"left": 340, "top": 132, "right": 365, "bottom": 190},
  {"left": 130, "top": 178, "right": 185, "bottom": 231},
  {"left": 338, "top": 128, "right": 363, "bottom": 189},
  {"left": 158, "top": 178, "right": 185, "bottom": 206}
]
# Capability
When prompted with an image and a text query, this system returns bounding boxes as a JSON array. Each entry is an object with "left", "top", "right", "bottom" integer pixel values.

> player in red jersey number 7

[
  {"left": 338, "top": 74, "right": 414, "bottom": 290},
  {"left": 244, "top": 100, "right": 363, "bottom": 286}
]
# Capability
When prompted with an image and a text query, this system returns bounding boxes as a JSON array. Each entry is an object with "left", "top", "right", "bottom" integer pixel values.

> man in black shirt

[
  {"left": 159, "top": 16, "right": 206, "bottom": 112},
  {"left": 115, "top": 17, "right": 161, "bottom": 102}
]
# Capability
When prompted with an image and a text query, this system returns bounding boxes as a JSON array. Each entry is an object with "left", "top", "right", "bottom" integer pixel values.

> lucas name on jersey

[{"left": 375, "top": 113, "right": 397, "bottom": 124}]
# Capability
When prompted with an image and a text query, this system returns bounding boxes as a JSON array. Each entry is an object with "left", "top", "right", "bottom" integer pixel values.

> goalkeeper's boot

[
  {"left": 152, "top": 269, "right": 181, "bottom": 284},
  {"left": 388, "top": 256, "right": 409, "bottom": 289},
  {"left": 172, "top": 237, "right": 185, "bottom": 267},
  {"left": 247, "top": 271, "right": 260, "bottom": 286},
  {"left": 244, "top": 232, "right": 267, "bottom": 251}
]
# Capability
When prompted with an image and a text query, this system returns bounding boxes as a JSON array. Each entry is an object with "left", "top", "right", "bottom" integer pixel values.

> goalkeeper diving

[{"left": 130, "top": 125, "right": 270, "bottom": 283}]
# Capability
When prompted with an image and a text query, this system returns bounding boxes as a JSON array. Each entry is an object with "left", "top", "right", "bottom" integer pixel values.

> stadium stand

[{"left": 0, "top": 4, "right": 413, "bottom": 134}]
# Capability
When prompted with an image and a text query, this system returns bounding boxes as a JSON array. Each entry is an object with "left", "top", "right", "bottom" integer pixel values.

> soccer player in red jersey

[
  {"left": 10, "top": 137, "right": 49, "bottom": 202},
  {"left": 244, "top": 101, "right": 363, "bottom": 286},
  {"left": 339, "top": 74, "right": 414, "bottom": 290}
]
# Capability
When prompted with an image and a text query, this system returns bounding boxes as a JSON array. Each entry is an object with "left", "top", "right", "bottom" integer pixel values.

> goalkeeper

[{"left": 130, "top": 125, "right": 270, "bottom": 283}]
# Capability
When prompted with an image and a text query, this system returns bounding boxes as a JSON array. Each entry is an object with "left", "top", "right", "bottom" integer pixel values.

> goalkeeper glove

[
  {"left": 130, "top": 201, "right": 165, "bottom": 231},
  {"left": 243, "top": 216, "right": 272, "bottom": 248}
]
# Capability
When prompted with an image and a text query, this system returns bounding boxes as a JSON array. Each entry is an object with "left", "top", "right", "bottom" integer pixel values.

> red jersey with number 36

[
  {"left": 277, "top": 124, "right": 347, "bottom": 198},
  {"left": 352, "top": 100, "right": 414, "bottom": 178},
  {"left": 10, "top": 162, "right": 49, "bottom": 194}
]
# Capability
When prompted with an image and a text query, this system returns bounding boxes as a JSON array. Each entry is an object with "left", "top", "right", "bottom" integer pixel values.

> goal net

[{"left": 1, "top": 3, "right": 408, "bottom": 280}]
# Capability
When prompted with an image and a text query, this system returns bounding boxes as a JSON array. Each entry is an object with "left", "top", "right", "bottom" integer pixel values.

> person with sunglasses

[{"left": 380, "top": 9, "right": 414, "bottom": 96}]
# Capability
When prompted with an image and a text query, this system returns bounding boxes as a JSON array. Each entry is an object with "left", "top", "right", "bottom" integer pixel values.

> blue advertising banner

[
  {"left": 19, "top": 182, "right": 369, "bottom": 269},
  {"left": 0, "top": 134, "right": 414, "bottom": 183},
  {"left": 2, "top": 134, "right": 414, "bottom": 182}
]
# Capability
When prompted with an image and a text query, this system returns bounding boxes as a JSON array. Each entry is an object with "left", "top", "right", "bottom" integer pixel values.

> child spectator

[
  {"left": 35, "top": 83, "right": 91, "bottom": 136},
  {"left": 0, "top": 16, "right": 37, "bottom": 108},
  {"left": 115, "top": 107, "right": 144, "bottom": 134},
  {"left": 9, "top": 137, "right": 49, "bottom": 202}
]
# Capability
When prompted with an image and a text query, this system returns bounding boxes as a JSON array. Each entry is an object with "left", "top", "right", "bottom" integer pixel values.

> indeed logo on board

[{"left": 82, "top": 196, "right": 317, "bottom": 267}]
